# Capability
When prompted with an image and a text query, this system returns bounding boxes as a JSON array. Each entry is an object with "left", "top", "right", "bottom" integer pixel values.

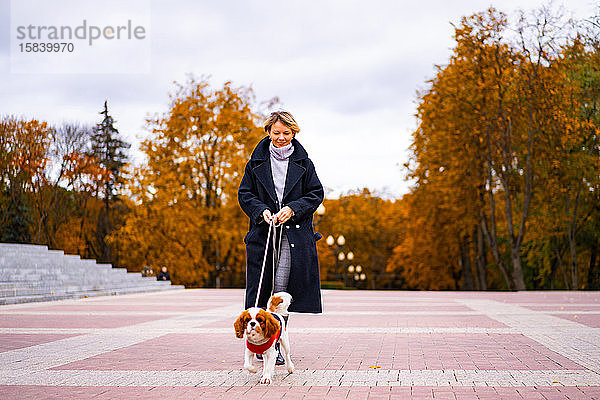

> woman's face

[{"left": 269, "top": 121, "right": 294, "bottom": 148}]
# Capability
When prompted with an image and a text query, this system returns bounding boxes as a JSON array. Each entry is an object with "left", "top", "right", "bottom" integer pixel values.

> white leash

[{"left": 255, "top": 218, "right": 284, "bottom": 308}]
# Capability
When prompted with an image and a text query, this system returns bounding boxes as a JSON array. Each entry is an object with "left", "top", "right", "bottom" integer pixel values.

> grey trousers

[{"left": 274, "top": 232, "right": 291, "bottom": 293}]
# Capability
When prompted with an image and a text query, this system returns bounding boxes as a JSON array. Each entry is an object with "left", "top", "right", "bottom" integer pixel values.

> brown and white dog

[{"left": 234, "top": 292, "right": 294, "bottom": 384}]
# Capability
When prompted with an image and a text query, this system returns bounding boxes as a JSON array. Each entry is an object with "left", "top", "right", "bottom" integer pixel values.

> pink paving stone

[
  {"left": 21, "top": 304, "right": 220, "bottom": 312},
  {"left": 289, "top": 333, "right": 584, "bottom": 371},
  {"left": 323, "top": 293, "right": 446, "bottom": 301},
  {"left": 52, "top": 332, "right": 583, "bottom": 371},
  {"left": 0, "top": 385, "right": 261, "bottom": 400},
  {"left": 550, "top": 313, "right": 600, "bottom": 328},
  {"left": 52, "top": 333, "right": 243, "bottom": 371},
  {"left": 322, "top": 304, "right": 474, "bottom": 312},
  {"left": 0, "top": 333, "right": 82, "bottom": 352},
  {"left": 0, "top": 385, "right": 110, "bottom": 399},
  {"left": 420, "top": 291, "right": 600, "bottom": 304},
  {"left": 0, "top": 386, "right": 597, "bottom": 400},
  {"left": 524, "top": 305, "right": 600, "bottom": 311},
  {"left": 0, "top": 314, "right": 170, "bottom": 329},
  {"left": 203, "top": 313, "right": 508, "bottom": 329},
  {"left": 88, "top": 289, "right": 243, "bottom": 304},
  {"left": 2, "top": 289, "right": 600, "bottom": 399}
]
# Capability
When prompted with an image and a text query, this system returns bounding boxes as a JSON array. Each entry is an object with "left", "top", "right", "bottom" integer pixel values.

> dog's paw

[
  {"left": 244, "top": 364, "right": 258, "bottom": 374},
  {"left": 259, "top": 376, "right": 272, "bottom": 385}
]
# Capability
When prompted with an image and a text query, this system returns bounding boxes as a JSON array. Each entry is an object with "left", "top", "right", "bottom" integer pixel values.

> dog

[{"left": 234, "top": 292, "right": 295, "bottom": 384}]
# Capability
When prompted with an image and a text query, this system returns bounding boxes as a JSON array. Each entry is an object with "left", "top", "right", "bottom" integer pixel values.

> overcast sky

[{"left": 1, "top": 0, "right": 597, "bottom": 199}]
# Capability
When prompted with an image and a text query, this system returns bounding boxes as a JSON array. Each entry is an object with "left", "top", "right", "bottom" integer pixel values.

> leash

[{"left": 255, "top": 217, "right": 284, "bottom": 308}]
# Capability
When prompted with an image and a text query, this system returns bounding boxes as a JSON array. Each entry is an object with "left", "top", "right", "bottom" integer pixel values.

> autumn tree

[
  {"left": 109, "top": 77, "right": 267, "bottom": 287},
  {"left": 387, "top": 191, "right": 464, "bottom": 290},
  {"left": 28, "top": 123, "right": 97, "bottom": 248},
  {"left": 581, "top": 11, "right": 600, "bottom": 289},
  {"left": 450, "top": 7, "right": 565, "bottom": 290},
  {"left": 394, "top": 5, "right": 599, "bottom": 290},
  {"left": 0, "top": 116, "right": 51, "bottom": 243},
  {"left": 317, "top": 189, "right": 405, "bottom": 289}
]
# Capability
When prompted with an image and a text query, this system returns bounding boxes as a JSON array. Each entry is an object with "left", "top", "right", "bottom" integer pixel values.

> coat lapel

[
  {"left": 253, "top": 160, "right": 278, "bottom": 205},
  {"left": 283, "top": 161, "right": 306, "bottom": 202}
]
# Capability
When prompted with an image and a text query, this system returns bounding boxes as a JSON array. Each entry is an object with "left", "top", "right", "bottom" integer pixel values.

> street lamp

[
  {"left": 316, "top": 203, "right": 326, "bottom": 216},
  {"left": 313, "top": 204, "right": 326, "bottom": 230},
  {"left": 326, "top": 235, "right": 334, "bottom": 246},
  {"left": 344, "top": 251, "right": 355, "bottom": 287},
  {"left": 353, "top": 265, "right": 366, "bottom": 288},
  {"left": 327, "top": 234, "right": 345, "bottom": 282}
]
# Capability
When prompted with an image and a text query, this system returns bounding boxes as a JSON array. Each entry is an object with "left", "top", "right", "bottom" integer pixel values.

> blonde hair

[{"left": 263, "top": 111, "right": 300, "bottom": 135}]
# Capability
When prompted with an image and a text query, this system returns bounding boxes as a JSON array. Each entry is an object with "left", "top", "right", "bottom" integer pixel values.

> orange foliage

[{"left": 108, "top": 77, "right": 267, "bottom": 287}]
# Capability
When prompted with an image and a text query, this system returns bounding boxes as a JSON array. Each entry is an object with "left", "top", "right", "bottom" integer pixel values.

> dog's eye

[
  {"left": 256, "top": 316, "right": 263, "bottom": 323},
  {"left": 244, "top": 317, "right": 251, "bottom": 323}
]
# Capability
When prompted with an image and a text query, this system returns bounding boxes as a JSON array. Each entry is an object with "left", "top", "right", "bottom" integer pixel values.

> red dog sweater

[{"left": 246, "top": 313, "right": 282, "bottom": 355}]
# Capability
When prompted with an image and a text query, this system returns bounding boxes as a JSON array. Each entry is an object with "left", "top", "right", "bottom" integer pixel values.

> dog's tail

[{"left": 267, "top": 292, "right": 292, "bottom": 315}]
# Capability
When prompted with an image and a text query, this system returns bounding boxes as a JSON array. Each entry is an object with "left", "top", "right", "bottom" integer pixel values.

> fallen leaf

[
  {"left": 369, "top": 366, "right": 381, "bottom": 369},
  {"left": 552, "top": 380, "right": 559, "bottom": 383}
]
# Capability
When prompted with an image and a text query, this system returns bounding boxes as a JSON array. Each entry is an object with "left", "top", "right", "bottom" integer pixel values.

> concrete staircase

[{"left": 0, "top": 243, "right": 184, "bottom": 305}]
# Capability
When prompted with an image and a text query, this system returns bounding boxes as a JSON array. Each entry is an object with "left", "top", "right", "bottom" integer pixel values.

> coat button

[
  {"left": 296, "top": 225, "right": 300, "bottom": 229},
  {"left": 290, "top": 243, "right": 295, "bottom": 247}
]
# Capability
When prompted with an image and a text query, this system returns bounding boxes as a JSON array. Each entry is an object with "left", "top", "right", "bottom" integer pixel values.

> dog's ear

[
  {"left": 259, "top": 310, "right": 280, "bottom": 339},
  {"left": 268, "top": 295, "right": 284, "bottom": 313},
  {"left": 234, "top": 311, "right": 250, "bottom": 338}
]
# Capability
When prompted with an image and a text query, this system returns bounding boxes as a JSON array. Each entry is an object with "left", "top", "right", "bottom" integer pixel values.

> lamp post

[
  {"left": 313, "top": 203, "right": 325, "bottom": 230},
  {"left": 344, "top": 251, "right": 354, "bottom": 287},
  {"left": 349, "top": 265, "right": 366, "bottom": 288},
  {"left": 326, "top": 234, "right": 345, "bottom": 283}
]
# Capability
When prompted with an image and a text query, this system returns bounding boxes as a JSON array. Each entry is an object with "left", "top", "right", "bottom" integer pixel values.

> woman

[{"left": 238, "top": 111, "right": 324, "bottom": 322}]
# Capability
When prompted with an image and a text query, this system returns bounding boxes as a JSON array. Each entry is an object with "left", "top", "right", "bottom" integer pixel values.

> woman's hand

[
  {"left": 262, "top": 209, "right": 273, "bottom": 224},
  {"left": 274, "top": 206, "right": 294, "bottom": 224}
]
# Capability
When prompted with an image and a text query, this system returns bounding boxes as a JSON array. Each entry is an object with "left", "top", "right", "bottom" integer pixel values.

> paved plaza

[{"left": 0, "top": 289, "right": 599, "bottom": 399}]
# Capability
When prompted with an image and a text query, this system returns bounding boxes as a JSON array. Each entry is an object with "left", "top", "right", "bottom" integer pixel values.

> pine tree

[
  {"left": 89, "top": 101, "right": 130, "bottom": 262},
  {"left": 0, "top": 187, "right": 31, "bottom": 243}
]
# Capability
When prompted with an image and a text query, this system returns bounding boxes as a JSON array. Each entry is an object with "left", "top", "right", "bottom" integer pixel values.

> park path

[{"left": 0, "top": 289, "right": 599, "bottom": 399}]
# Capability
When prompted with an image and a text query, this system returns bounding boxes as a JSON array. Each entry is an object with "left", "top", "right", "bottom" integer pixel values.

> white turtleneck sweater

[{"left": 269, "top": 142, "right": 294, "bottom": 206}]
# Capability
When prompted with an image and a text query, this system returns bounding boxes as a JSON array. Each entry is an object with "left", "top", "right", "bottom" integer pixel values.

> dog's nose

[{"left": 249, "top": 321, "right": 256, "bottom": 327}]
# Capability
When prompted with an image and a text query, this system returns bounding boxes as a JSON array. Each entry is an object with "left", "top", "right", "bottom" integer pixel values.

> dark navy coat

[{"left": 238, "top": 136, "right": 324, "bottom": 313}]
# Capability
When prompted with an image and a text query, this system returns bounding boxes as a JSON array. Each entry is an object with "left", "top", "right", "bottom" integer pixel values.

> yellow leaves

[
  {"left": 142, "top": 78, "right": 263, "bottom": 207},
  {"left": 385, "top": 188, "right": 462, "bottom": 290},
  {"left": 0, "top": 116, "right": 52, "bottom": 185},
  {"left": 316, "top": 191, "right": 405, "bottom": 288},
  {"left": 402, "top": 6, "right": 600, "bottom": 291},
  {"left": 109, "top": 77, "right": 265, "bottom": 288}
]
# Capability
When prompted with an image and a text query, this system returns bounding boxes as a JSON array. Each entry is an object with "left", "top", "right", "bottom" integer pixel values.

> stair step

[
  {"left": 0, "top": 243, "right": 183, "bottom": 304},
  {"left": 0, "top": 285, "right": 184, "bottom": 305}
]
